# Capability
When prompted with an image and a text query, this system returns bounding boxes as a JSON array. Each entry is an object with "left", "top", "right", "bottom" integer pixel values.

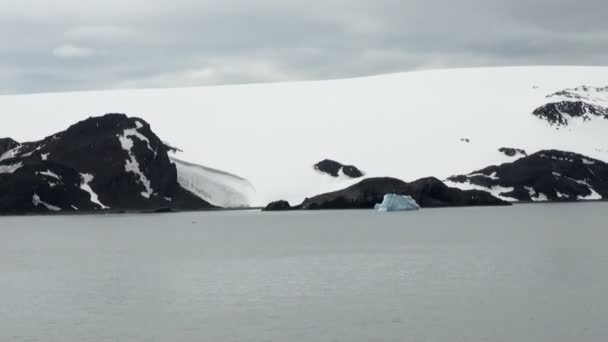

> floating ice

[{"left": 374, "top": 194, "right": 420, "bottom": 212}]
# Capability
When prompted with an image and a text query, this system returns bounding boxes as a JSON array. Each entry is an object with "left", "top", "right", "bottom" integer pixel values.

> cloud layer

[{"left": 1, "top": 0, "right": 607, "bottom": 94}]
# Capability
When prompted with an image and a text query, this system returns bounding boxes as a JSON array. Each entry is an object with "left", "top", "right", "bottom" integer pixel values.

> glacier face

[
  {"left": 374, "top": 194, "right": 420, "bottom": 212},
  {"left": 171, "top": 157, "right": 255, "bottom": 208}
]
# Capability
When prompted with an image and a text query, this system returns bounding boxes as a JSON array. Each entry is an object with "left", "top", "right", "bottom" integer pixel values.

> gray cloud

[{"left": 0, "top": 0, "right": 607, "bottom": 94}]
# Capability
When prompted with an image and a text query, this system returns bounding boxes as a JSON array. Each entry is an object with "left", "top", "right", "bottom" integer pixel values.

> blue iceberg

[{"left": 374, "top": 194, "right": 420, "bottom": 212}]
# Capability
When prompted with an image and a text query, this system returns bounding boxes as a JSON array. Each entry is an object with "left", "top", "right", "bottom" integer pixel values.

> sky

[{"left": 1, "top": 0, "right": 607, "bottom": 94}]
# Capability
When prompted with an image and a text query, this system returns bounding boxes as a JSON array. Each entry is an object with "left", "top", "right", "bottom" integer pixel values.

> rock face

[
  {"left": 262, "top": 200, "right": 292, "bottom": 211},
  {"left": 314, "top": 159, "right": 364, "bottom": 178},
  {"left": 499, "top": 147, "right": 527, "bottom": 158},
  {"left": 447, "top": 150, "right": 607, "bottom": 202},
  {"left": 298, "top": 177, "right": 509, "bottom": 210},
  {"left": 0, "top": 114, "right": 213, "bottom": 214},
  {"left": 533, "top": 101, "right": 608, "bottom": 126},
  {"left": 533, "top": 86, "right": 608, "bottom": 126}
]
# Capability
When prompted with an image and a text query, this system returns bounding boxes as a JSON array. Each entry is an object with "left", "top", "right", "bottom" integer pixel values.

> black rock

[
  {"left": 263, "top": 200, "right": 293, "bottom": 211},
  {"left": 0, "top": 114, "right": 213, "bottom": 214},
  {"left": 447, "top": 150, "right": 608, "bottom": 202},
  {"left": 298, "top": 177, "right": 509, "bottom": 210},
  {"left": 314, "top": 159, "right": 364, "bottom": 178},
  {"left": 499, "top": 147, "right": 527, "bottom": 157},
  {"left": 532, "top": 101, "right": 608, "bottom": 126}
]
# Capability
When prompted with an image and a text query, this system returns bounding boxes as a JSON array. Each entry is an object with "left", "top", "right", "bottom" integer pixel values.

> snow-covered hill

[{"left": 2, "top": 66, "right": 608, "bottom": 206}]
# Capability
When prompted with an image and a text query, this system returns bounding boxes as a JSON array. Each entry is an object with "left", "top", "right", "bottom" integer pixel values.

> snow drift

[{"left": 170, "top": 156, "right": 255, "bottom": 208}]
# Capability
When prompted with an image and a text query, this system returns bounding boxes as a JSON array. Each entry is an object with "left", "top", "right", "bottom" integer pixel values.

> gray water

[{"left": 1, "top": 203, "right": 607, "bottom": 342}]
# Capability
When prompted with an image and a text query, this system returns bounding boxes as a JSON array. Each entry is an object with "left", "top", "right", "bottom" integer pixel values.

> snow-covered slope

[{"left": 2, "top": 66, "right": 608, "bottom": 205}]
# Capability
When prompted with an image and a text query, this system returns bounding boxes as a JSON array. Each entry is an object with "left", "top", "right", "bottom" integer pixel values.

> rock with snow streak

[
  {"left": 314, "top": 159, "right": 364, "bottom": 178},
  {"left": 0, "top": 138, "right": 19, "bottom": 156},
  {"left": 0, "top": 114, "right": 212, "bottom": 214},
  {"left": 533, "top": 86, "right": 608, "bottom": 127},
  {"left": 446, "top": 150, "right": 608, "bottom": 202},
  {"left": 533, "top": 101, "right": 608, "bottom": 126},
  {"left": 297, "top": 177, "right": 509, "bottom": 210}
]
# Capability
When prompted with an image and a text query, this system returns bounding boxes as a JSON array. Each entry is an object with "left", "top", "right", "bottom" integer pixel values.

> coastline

[{"left": 2, "top": 198, "right": 606, "bottom": 218}]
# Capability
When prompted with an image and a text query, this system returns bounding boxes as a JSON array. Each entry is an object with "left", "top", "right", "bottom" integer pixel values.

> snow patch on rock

[
  {"left": 0, "top": 146, "right": 21, "bottom": 162},
  {"left": 38, "top": 170, "right": 61, "bottom": 180},
  {"left": 80, "top": 173, "right": 109, "bottom": 209},
  {"left": 564, "top": 176, "right": 602, "bottom": 200},
  {"left": 118, "top": 124, "right": 154, "bottom": 198},
  {"left": 32, "top": 193, "right": 61, "bottom": 211},
  {"left": 467, "top": 172, "right": 499, "bottom": 180},
  {"left": 444, "top": 180, "right": 517, "bottom": 202},
  {"left": 0, "top": 162, "right": 23, "bottom": 174}
]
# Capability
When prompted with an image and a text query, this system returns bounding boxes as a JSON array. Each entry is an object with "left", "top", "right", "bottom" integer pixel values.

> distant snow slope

[
  {"left": 2, "top": 66, "right": 608, "bottom": 205},
  {"left": 548, "top": 86, "right": 608, "bottom": 105},
  {"left": 170, "top": 157, "right": 255, "bottom": 208}
]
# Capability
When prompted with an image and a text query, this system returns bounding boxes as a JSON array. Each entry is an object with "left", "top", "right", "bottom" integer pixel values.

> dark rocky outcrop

[
  {"left": 0, "top": 114, "right": 213, "bottom": 214},
  {"left": 532, "top": 101, "right": 608, "bottom": 126},
  {"left": 297, "top": 177, "right": 509, "bottom": 210},
  {"left": 262, "top": 200, "right": 293, "bottom": 211},
  {"left": 314, "top": 159, "right": 364, "bottom": 178},
  {"left": 447, "top": 150, "right": 608, "bottom": 202},
  {"left": 499, "top": 147, "right": 527, "bottom": 157}
]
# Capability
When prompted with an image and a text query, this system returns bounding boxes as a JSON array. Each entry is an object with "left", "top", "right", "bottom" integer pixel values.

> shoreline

[{"left": 1, "top": 198, "right": 607, "bottom": 218}]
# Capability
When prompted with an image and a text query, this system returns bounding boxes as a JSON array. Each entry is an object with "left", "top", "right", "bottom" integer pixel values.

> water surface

[{"left": 1, "top": 203, "right": 607, "bottom": 341}]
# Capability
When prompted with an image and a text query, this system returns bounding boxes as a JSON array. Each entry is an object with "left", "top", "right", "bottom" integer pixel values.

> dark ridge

[
  {"left": 448, "top": 150, "right": 608, "bottom": 202},
  {"left": 292, "top": 177, "right": 508, "bottom": 210}
]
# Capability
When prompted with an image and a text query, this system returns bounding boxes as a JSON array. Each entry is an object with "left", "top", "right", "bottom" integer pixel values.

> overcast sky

[{"left": 1, "top": 0, "right": 607, "bottom": 94}]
